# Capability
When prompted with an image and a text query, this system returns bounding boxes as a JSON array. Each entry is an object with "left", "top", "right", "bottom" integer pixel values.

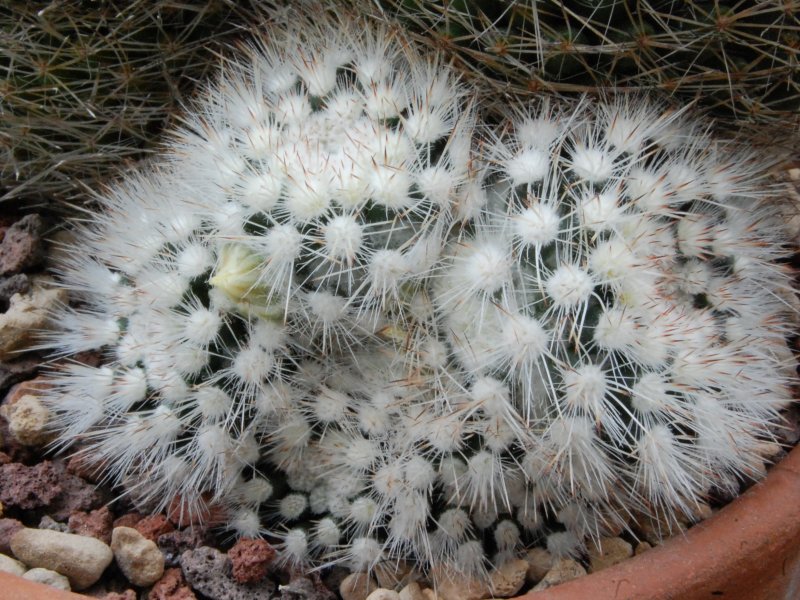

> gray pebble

[
  {"left": 23, "top": 567, "right": 72, "bottom": 591},
  {"left": 180, "top": 546, "right": 275, "bottom": 600},
  {"left": 37, "top": 515, "right": 68, "bottom": 533},
  {"left": 0, "top": 552, "right": 26, "bottom": 576}
]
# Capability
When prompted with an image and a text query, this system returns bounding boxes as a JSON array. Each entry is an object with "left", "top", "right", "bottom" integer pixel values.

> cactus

[
  {"left": 0, "top": 0, "right": 258, "bottom": 204},
  {"left": 41, "top": 7, "right": 797, "bottom": 582},
  {"left": 358, "top": 0, "right": 800, "bottom": 135}
]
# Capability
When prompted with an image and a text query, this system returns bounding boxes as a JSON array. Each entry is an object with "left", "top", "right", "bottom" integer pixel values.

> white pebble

[
  {"left": 110, "top": 526, "right": 165, "bottom": 587},
  {"left": 10, "top": 528, "right": 112, "bottom": 590}
]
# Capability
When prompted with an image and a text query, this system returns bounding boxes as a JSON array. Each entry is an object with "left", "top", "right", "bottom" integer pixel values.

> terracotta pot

[
  {"left": 517, "top": 443, "right": 800, "bottom": 600},
  {"left": 0, "top": 570, "right": 85, "bottom": 599},
  {"left": 0, "top": 445, "right": 797, "bottom": 599}
]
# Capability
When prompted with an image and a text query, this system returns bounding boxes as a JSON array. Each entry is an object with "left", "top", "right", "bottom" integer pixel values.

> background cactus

[
  {"left": 358, "top": 0, "right": 800, "bottom": 137},
  {"left": 0, "top": 0, "right": 259, "bottom": 204},
  {"left": 41, "top": 3, "right": 797, "bottom": 584}
]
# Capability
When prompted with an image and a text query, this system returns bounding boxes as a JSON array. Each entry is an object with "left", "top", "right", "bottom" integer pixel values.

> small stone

[
  {"left": 340, "top": 572, "right": 379, "bottom": 600},
  {"left": 0, "top": 518, "right": 24, "bottom": 554},
  {"left": 399, "top": 582, "right": 426, "bottom": 600},
  {"left": 23, "top": 567, "right": 72, "bottom": 592},
  {"left": 180, "top": 546, "right": 275, "bottom": 600},
  {"left": 490, "top": 559, "right": 528, "bottom": 597},
  {"left": 374, "top": 560, "right": 414, "bottom": 589},
  {"left": 148, "top": 568, "right": 197, "bottom": 600},
  {"left": 588, "top": 537, "right": 633, "bottom": 573},
  {"left": 111, "top": 526, "right": 165, "bottom": 587},
  {"left": 531, "top": 558, "right": 587, "bottom": 591},
  {"left": 430, "top": 569, "right": 488, "bottom": 600},
  {"left": 134, "top": 514, "right": 175, "bottom": 542},
  {"left": 228, "top": 537, "right": 276, "bottom": 584},
  {"left": 691, "top": 502, "right": 714, "bottom": 523},
  {"left": 2, "top": 394, "right": 52, "bottom": 446},
  {"left": 0, "top": 460, "right": 100, "bottom": 521},
  {"left": 47, "top": 460, "right": 105, "bottom": 521},
  {"left": 367, "top": 589, "right": 401, "bottom": 600},
  {"left": 69, "top": 506, "right": 113, "bottom": 544},
  {"left": 420, "top": 589, "right": 439, "bottom": 600},
  {"left": 0, "top": 214, "right": 45, "bottom": 276},
  {"left": 0, "top": 280, "right": 67, "bottom": 360},
  {"left": 10, "top": 527, "right": 113, "bottom": 590},
  {"left": 634, "top": 541, "right": 652, "bottom": 555},
  {"left": 0, "top": 461, "right": 61, "bottom": 510},
  {"left": 0, "top": 552, "right": 26, "bottom": 576},
  {"left": 38, "top": 515, "right": 69, "bottom": 533},
  {"left": 158, "top": 527, "right": 210, "bottom": 568},
  {"left": 113, "top": 513, "right": 144, "bottom": 529},
  {"left": 66, "top": 453, "right": 104, "bottom": 483},
  {"left": 637, "top": 514, "right": 687, "bottom": 545},
  {"left": 525, "top": 547, "right": 554, "bottom": 583},
  {"left": 0, "top": 274, "right": 29, "bottom": 311}
]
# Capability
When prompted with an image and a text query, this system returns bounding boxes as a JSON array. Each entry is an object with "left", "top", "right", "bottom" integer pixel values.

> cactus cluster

[
  {"left": 42, "top": 8, "right": 797, "bottom": 580},
  {"left": 361, "top": 0, "right": 800, "bottom": 133},
  {"left": 0, "top": 0, "right": 257, "bottom": 203}
]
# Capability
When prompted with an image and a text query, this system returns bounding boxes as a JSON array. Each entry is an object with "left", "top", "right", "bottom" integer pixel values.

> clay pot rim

[
  {"left": 516, "top": 443, "right": 800, "bottom": 600},
  {"left": 0, "top": 445, "right": 797, "bottom": 600},
  {"left": 0, "top": 570, "right": 85, "bottom": 599}
]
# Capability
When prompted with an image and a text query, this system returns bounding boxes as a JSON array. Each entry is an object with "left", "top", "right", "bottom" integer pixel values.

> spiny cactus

[
  {"left": 0, "top": 0, "right": 259, "bottom": 203},
  {"left": 359, "top": 0, "right": 800, "bottom": 134},
  {"left": 41, "top": 7, "right": 797, "bottom": 581}
]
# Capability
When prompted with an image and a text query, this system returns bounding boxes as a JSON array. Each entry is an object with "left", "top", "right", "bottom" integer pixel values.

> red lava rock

[
  {"left": 0, "top": 461, "right": 61, "bottom": 509},
  {"left": 148, "top": 568, "right": 197, "bottom": 600},
  {"left": 0, "top": 453, "right": 11, "bottom": 465},
  {"left": 68, "top": 505, "right": 113, "bottom": 544},
  {"left": 228, "top": 538, "right": 276, "bottom": 584},
  {"left": 0, "top": 214, "right": 45, "bottom": 276},
  {"left": 0, "top": 517, "right": 24, "bottom": 554},
  {"left": 64, "top": 350, "right": 104, "bottom": 368},
  {"left": 0, "top": 459, "right": 104, "bottom": 519},
  {"left": 157, "top": 527, "right": 210, "bottom": 568},
  {"left": 66, "top": 453, "right": 105, "bottom": 483},
  {"left": 47, "top": 460, "right": 105, "bottom": 521},
  {"left": 180, "top": 546, "right": 276, "bottom": 598},
  {"left": 114, "top": 512, "right": 144, "bottom": 529},
  {"left": 166, "top": 494, "right": 227, "bottom": 529},
  {"left": 135, "top": 514, "right": 175, "bottom": 542}
]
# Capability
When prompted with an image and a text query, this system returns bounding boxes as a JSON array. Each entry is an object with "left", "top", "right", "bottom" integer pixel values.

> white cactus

[{"left": 42, "top": 8, "right": 796, "bottom": 583}]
